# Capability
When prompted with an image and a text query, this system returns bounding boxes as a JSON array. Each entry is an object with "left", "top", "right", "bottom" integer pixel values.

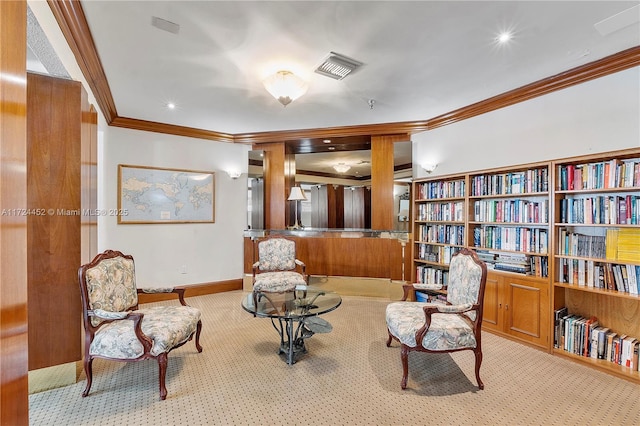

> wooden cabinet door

[
  {"left": 482, "top": 273, "right": 502, "bottom": 332},
  {"left": 503, "top": 275, "right": 549, "bottom": 348}
]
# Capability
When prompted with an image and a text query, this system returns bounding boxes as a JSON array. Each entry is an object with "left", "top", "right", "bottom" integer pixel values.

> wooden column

[
  {"left": 371, "top": 134, "right": 409, "bottom": 229},
  {"left": 259, "top": 142, "right": 286, "bottom": 229},
  {"left": 27, "top": 73, "right": 85, "bottom": 370},
  {"left": 0, "top": 1, "right": 29, "bottom": 424}
]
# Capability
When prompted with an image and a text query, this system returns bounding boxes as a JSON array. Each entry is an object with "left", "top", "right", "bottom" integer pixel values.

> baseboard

[
  {"left": 138, "top": 279, "right": 243, "bottom": 303},
  {"left": 29, "top": 362, "right": 80, "bottom": 394}
]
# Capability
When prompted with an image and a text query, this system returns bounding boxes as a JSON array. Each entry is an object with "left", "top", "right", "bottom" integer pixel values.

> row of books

[
  {"left": 557, "top": 159, "right": 640, "bottom": 191},
  {"left": 473, "top": 226, "right": 548, "bottom": 254},
  {"left": 415, "top": 180, "right": 465, "bottom": 200},
  {"left": 415, "top": 265, "right": 449, "bottom": 285},
  {"left": 416, "top": 201, "right": 464, "bottom": 222},
  {"left": 417, "top": 224, "right": 465, "bottom": 245},
  {"left": 415, "top": 244, "right": 460, "bottom": 265},
  {"left": 557, "top": 259, "right": 640, "bottom": 294},
  {"left": 470, "top": 168, "right": 548, "bottom": 196},
  {"left": 558, "top": 195, "right": 639, "bottom": 225},
  {"left": 554, "top": 308, "right": 640, "bottom": 372},
  {"left": 473, "top": 199, "right": 549, "bottom": 224},
  {"left": 477, "top": 251, "right": 548, "bottom": 277},
  {"left": 557, "top": 231, "right": 606, "bottom": 259},
  {"left": 606, "top": 228, "right": 640, "bottom": 263}
]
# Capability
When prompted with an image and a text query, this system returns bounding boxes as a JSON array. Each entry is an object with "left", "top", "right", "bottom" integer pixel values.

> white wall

[
  {"left": 99, "top": 127, "right": 250, "bottom": 287},
  {"left": 413, "top": 66, "right": 640, "bottom": 178}
]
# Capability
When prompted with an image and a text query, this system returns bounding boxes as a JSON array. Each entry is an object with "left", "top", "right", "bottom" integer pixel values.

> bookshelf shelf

[
  {"left": 554, "top": 254, "right": 640, "bottom": 267},
  {"left": 555, "top": 186, "right": 640, "bottom": 195},
  {"left": 415, "top": 196, "right": 465, "bottom": 202},
  {"left": 552, "top": 349, "right": 640, "bottom": 383},
  {"left": 554, "top": 223, "right": 639, "bottom": 227},
  {"left": 415, "top": 220, "right": 464, "bottom": 224},
  {"left": 413, "top": 259, "right": 451, "bottom": 267},
  {"left": 469, "top": 192, "right": 549, "bottom": 199},
  {"left": 415, "top": 241, "right": 466, "bottom": 248},
  {"left": 470, "top": 221, "right": 549, "bottom": 227},
  {"left": 553, "top": 282, "right": 640, "bottom": 300}
]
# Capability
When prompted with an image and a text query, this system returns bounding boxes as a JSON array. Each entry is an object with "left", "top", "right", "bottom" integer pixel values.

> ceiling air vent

[
  {"left": 315, "top": 52, "right": 363, "bottom": 80},
  {"left": 151, "top": 16, "right": 180, "bottom": 35}
]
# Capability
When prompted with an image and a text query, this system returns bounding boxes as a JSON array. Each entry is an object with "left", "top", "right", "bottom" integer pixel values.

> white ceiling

[{"left": 77, "top": 1, "right": 640, "bottom": 136}]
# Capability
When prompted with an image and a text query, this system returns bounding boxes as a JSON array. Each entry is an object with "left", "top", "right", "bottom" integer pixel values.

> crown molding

[
  {"left": 48, "top": 0, "right": 118, "bottom": 124},
  {"left": 111, "top": 117, "right": 235, "bottom": 143},
  {"left": 426, "top": 45, "right": 640, "bottom": 130},
  {"left": 49, "top": 1, "right": 640, "bottom": 144}
]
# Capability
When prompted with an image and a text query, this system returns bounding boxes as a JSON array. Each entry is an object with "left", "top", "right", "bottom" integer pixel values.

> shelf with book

[
  {"left": 551, "top": 147, "right": 640, "bottom": 383},
  {"left": 468, "top": 162, "right": 551, "bottom": 279},
  {"left": 411, "top": 174, "right": 467, "bottom": 289}
]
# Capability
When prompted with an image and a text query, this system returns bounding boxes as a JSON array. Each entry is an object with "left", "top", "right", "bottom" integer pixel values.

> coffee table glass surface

[{"left": 242, "top": 286, "right": 342, "bottom": 319}]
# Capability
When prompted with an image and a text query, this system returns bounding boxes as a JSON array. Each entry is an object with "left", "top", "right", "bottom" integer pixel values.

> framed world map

[{"left": 117, "top": 164, "right": 215, "bottom": 224}]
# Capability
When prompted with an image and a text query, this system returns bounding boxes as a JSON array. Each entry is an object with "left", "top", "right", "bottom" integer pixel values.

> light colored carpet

[{"left": 29, "top": 291, "right": 640, "bottom": 425}]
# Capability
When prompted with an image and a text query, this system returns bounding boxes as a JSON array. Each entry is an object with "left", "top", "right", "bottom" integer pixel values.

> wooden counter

[{"left": 244, "top": 229, "right": 411, "bottom": 280}]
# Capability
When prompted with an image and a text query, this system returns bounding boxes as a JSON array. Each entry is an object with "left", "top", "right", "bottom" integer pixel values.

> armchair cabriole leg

[
  {"left": 474, "top": 348, "right": 484, "bottom": 390},
  {"left": 158, "top": 353, "right": 168, "bottom": 400},
  {"left": 386, "top": 331, "right": 392, "bottom": 347},
  {"left": 400, "top": 346, "right": 409, "bottom": 390},
  {"left": 195, "top": 320, "right": 203, "bottom": 352},
  {"left": 82, "top": 356, "right": 94, "bottom": 397}
]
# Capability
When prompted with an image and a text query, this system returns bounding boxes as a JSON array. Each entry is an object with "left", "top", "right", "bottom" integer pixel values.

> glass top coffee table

[{"left": 241, "top": 286, "right": 342, "bottom": 365}]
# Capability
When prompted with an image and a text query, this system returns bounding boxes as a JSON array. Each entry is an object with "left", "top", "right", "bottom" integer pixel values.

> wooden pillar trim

[
  {"left": 0, "top": 1, "right": 29, "bottom": 424},
  {"left": 371, "top": 134, "right": 409, "bottom": 230}
]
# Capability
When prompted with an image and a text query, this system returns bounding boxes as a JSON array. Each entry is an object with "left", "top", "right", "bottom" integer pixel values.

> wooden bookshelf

[
  {"left": 411, "top": 174, "right": 467, "bottom": 296},
  {"left": 409, "top": 149, "right": 640, "bottom": 381},
  {"left": 551, "top": 147, "right": 640, "bottom": 383}
]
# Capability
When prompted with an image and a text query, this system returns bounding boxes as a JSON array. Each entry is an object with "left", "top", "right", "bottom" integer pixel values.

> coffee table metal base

[{"left": 273, "top": 317, "right": 311, "bottom": 365}]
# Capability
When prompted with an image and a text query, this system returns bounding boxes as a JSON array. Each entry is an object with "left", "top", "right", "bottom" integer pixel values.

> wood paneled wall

[
  {"left": 0, "top": 1, "right": 28, "bottom": 424},
  {"left": 26, "top": 73, "right": 86, "bottom": 370},
  {"left": 245, "top": 236, "right": 407, "bottom": 280}
]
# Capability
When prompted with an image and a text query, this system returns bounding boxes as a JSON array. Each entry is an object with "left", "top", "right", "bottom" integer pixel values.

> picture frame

[{"left": 117, "top": 164, "right": 215, "bottom": 224}]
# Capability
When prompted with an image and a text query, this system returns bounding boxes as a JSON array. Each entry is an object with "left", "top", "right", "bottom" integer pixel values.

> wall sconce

[
  {"left": 263, "top": 70, "right": 308, "bottom": 106},
  {"left": 227, "top": 170, "right": 242, "bottom": 179},
  {"left": 422, "top": 163, "right": 438, "bottom": 174}
]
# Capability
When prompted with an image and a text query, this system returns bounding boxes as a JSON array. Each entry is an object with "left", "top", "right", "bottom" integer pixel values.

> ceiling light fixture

[
  {"left": 333, "top": 163, "right": 351, "bottom": 173},
  {"left": 497, "top": 32, "right": 512, "bottom": 43},
  {"left": 263, "top": 70, "right": 308, "bottom": 106}
]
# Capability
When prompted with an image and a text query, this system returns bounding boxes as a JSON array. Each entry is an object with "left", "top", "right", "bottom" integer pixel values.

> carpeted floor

[{"left": 29, "top": 291, "right": 640, "bottom": 425}]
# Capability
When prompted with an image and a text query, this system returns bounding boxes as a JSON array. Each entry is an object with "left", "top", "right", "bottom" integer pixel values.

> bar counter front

[{"left": 244, "top": 229, "right": 411, "bottom": 297}]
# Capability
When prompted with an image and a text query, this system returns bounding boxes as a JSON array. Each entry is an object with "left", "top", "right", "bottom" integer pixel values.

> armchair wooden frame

[
  {"left": 386, "top": 248, "right": 487, "bottom": 390},
  {"left": 78, "top": 250, "right": 203, "bottom": 400}
]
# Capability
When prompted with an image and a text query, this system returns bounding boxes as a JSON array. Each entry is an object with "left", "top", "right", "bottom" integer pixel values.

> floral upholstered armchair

[
  {"left": 385, "top": 248, "right": 487, "bottom": 390},
  {"left": 252, "top": 237, "right": 309, "bottom": 313},
  {"left": 252, "top": 237, "right": 308, "bottom": 293},
  {"left": 78, "top": 250, "right": 203, "bottom": 400}
]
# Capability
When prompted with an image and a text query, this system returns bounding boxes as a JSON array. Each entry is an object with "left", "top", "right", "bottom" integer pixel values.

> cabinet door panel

[
  {"left": 482, "top": 275, "right": 501, "bottom": 331},
  {"left": 505, "top": 278, "right": 549, "bottom": 347}
]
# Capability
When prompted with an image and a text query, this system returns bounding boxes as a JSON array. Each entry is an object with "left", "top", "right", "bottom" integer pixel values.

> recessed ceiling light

[
  {"left": 166, "top": 102, "right": 176, "bottom": 110},
  {"left": 497, "top": 32, "right": 512, "bottom": 43}
]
